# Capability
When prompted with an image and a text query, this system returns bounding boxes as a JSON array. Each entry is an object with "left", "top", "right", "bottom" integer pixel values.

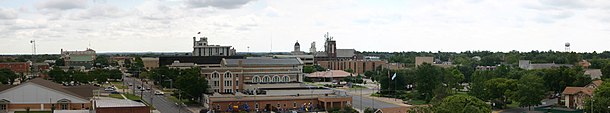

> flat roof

[{"left": 95, "top": 97, "right": 147, "bottom": 108}]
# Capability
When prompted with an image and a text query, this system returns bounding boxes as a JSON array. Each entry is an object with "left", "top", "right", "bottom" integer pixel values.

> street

[{"left": 123, "top": 76, "right": 193, "bottom": 113}]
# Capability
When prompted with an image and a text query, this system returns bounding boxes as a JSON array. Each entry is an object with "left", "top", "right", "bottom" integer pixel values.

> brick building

[
  {"left": 0, "top": 62, "right": 30, "bottom": 74},
  {"left": 317, "top": 60, "right": 387, "bottom": 74},
  {"left": 0, "top": 78, "right": 98, "bottom": 112}
]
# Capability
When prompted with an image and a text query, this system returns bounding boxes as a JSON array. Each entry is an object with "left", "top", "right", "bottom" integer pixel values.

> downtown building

[{"left": 60, "top": 48, "right": 96, "bottom": 69}]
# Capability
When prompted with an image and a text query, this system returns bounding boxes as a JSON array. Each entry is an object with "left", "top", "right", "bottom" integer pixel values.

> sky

[{"left": 1, "top": 0, "right": 610, "bottom": 54}]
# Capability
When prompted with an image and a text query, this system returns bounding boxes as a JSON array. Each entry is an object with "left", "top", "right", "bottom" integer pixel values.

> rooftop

[
  {"left": 224, "top": 58, "right": 303, "bottom": 66},
  {"left": 306, "top": 70, "right": 352, "bottom": 78},
  {"left": 95, "top": 97, "right": 147, "bottom": 108}
]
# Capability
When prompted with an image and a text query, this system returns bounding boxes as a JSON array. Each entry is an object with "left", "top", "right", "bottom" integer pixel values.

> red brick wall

[{"left": 0, "top": 62, "right": 30, "bottom": 73}]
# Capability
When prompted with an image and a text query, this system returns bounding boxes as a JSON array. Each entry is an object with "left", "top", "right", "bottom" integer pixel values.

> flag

[{"left": 391, "top": 73, "right": 397, "bottom": 80}]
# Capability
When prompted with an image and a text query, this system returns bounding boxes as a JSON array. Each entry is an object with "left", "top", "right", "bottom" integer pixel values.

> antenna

[{"left": 270, "top": 33, "right": 273, "bottom": 53}]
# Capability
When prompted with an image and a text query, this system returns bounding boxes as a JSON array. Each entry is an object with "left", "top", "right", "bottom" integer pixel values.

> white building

[{"left": 192, "top": 37, "right": 236, "bottom": 56}]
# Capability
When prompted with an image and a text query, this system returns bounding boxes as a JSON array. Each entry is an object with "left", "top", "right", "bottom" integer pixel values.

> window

[
  {"left": 263, "top": 76, "right": 271, "bottom": 83},
  {"left": 293, "top": 102, "right": 297, "bottom": 108},
  {"left": 224, "top": 72, "right": 232, "bottom": 78},
  {"left": 283, "top": 75, "right": 290, "bottom": 82},
  {"left": 255, "top": 103, "right": 259, "bottom": 109},
  {"left": 252, "top": 76, "right": 260, "bottom": 83},
  {"left": 213, "top": 81, "right": 219, "bottom": 86},
  {"left": 224, "top": 81, "right": 232, "bottom": 86},
  {"left": 212, "top": 72, "right": 219, "bottom": 78},
  {"left": 235, "top": 81, "right": 239, "bottom": 86},
  {"left": 0, "top": 99, "right": 9, "bottom": 110},
  {"left": 272, "top": 76, "right": 280, "bottom": 82}
]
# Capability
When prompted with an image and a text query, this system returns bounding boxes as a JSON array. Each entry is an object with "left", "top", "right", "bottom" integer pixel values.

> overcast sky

[{"left": 1, "top": 0, "right": 610, "bottom": 54}]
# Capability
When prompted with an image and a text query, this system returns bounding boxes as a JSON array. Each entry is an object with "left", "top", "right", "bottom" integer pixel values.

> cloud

[
  {"left": 185, "top": 0, "right": 254, "bottom": 9},
  {"left": 36, "top": 0, "right": 88, "bottom": 10},
  {"left": 74, "top": 5, "right": 131, "bottom": 19},
  {"left": 0, "top": 8, "right": 17, "bottom": 19}
]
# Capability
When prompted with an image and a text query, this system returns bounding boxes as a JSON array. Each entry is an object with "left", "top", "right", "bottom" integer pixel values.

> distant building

[
  {"left": 317, "top": 60, "right": 387, "bottom": 74},
  {"left": 578, "top": 60, "right": 591, "bottom": 69},
  {"left": 309, "top": 42, "right": 316, "bottom": 54},
  {"left": 158, "top": 56, "right": 244, "bottom": 68},
  {"left": 584, "top": 69, "right": 602, "bottom": 80},
  {"left": 415, "top": 57, "right": 455, "bottom": 68},
  {"left": 273, "top": 55, "right": 314, "bottom": 66},
  {"left": 0, "top": 78, "right": 98, "bottom": 112},
  {"left": 385, "top": 63, "right": 407, "bottom": 70},
  {"left": 518, "top": 60, "right": 573, "bottom": 70},
  {"left": 0, "top": 62, "right": 30, "bottom": 74},
  {"left": 562, "top": 80, "right": 603, "bottom": 109},
  {"left": 110, "top": 56, "right": 133, "bottom": 68},
  {"left": 476, "top": 66, "right": 497, "bottom": 71},
  {"left": 141, "top": 57, "right": 159, "bottom": 70},
  {"left": 192, "top": 36, "right": 236, "bottom": 56},
  {"left": 61, "top": 48, "right": 96, "bottom": 69},
  {"left": 291, "top": 41, "right": 306, "bottom": 55},
  {"left": 200, "top": 58, "right": 304, "bottom": 93}
]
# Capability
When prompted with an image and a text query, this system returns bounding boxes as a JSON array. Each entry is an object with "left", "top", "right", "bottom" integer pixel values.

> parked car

[
  {"left": 146, "top": 87, "right": 151, "bottom": 90},
  {"left": 154, "top": 90, "right": 164, "bottom": 95}
]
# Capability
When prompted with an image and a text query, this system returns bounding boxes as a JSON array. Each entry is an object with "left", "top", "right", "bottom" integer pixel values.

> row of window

[
  {"left": 211, "top": 72, "right": 238, "bottom": 79},
  {"left": 251, "top": 75, "right": 290, "bottom": 83}
]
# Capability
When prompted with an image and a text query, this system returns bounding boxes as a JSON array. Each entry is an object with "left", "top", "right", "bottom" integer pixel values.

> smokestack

[{"left": 193, "top": 37, "right": 196, "bottom": 47}]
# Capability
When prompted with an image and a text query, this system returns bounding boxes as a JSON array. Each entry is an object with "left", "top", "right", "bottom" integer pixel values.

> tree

[
  {"left": 55, "top": 59, "right": 65, "bottom": 66},
  {"left": 415, "top": 63, "right": 444, "bottom": 102},
  {"left": 602, "top": 64, "right": 610, "bottom": 80},
  {"left": 0, "top": 69, "right": 18, "bottom": 85},
  {"left": 446, "top": 68, "right": 464, "bottom": 92},
  {"left": 303, "top": 66, "right": 315, "bottom": 73},
  {"left": 584, "top": 81, "right": 610, "bottom": 113},
  {"left": 434, "top": 95, "right": 491, "bottom": 113},
  {"left": 175, "top": 68, "right": 209, "bottom": 101},
  {"left": 483, "top": 78, "right": 516, "bottom": 108},
  {"left": 345, "top": 68, "right": 354, "bottom": 73},
  {"left": 511, "top": 74, "right": 546, "bottom": 110}
]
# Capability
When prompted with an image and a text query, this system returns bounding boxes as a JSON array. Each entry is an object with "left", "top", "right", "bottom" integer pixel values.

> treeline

[
  {"left": 48, "top": 67, "right": 122, "bottom": 84},
  {"left": 366, "top": 63, "right": 599, "bottom": 111}
]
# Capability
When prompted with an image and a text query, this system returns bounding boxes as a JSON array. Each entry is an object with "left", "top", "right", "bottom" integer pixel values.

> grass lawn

[
  {"left": 109, "top": 94, "right": 125, "bottom": 99},
  {"left": 14, "top": 111, "right": 52, "bottom": 113},
  {"left": 123, "top": 93, "right": 142, "bottom": 101}
]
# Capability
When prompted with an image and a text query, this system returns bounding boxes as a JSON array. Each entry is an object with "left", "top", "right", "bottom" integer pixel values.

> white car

[{"left": 154, "top": 90, "right": 165, "bottom": 95}]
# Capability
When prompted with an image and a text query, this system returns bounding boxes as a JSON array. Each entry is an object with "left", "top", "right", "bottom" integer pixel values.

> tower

[
  {"left": 565, "top": 42, "right": 570, "bottom": 52},
  {"left": 294, "top": 41, "right": 300, "bottom": 52},
  {"left": 324, "top": 32, "right": 337, "bottom": 58},
  {"left": 309, "top": 42, "right": 316, "bottom": 53}
]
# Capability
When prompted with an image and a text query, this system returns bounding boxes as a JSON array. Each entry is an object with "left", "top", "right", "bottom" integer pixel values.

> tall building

[
  {"left": 323, "top": 32, "right": 337, "bottom": 58},
  {"left": 309, "top": 42, "right": 316, "bottom": 54},
  {"left": 192, "top": 36, "right": 236, "bottom": 56},
  {"left": 61, "top": 48, "right": 96, "bottom": 69}
]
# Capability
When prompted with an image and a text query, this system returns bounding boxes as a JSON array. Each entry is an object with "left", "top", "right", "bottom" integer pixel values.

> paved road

[
  {"left": 124, "top": 77, "right": 193, "bottom": 113},
  {"left": 315, "top": 84, "right": 400, "bottom": 111}
]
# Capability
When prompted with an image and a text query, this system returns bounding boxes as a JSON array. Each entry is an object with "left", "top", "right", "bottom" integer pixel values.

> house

[
  {"left": 562, "top": 80, "right": 603, "bottom": 109},
  {"left": 584, "top": 69, "right": 603, "bottom": 80},
  {"left": 0, "top": 78, "right": 98, "bottom": 112}
]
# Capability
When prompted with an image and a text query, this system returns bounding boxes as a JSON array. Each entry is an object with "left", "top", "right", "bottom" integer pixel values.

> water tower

[{"left": 565, "top": 42, "right": 570, "bottom": 52}]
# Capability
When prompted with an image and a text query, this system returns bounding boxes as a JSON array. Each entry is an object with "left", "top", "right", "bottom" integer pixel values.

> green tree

[
  {"left": 602, "top": 64, "right": 610, "bottom": 80},
  {"left": 303, "top": 66, "right": 315, "bottom": 73},
  {"left": 483, "top": 78, "right": 516, "bottom": 108},
  {"left": 434, "top": 95, "right": 491, "bottom": 113},
  {"left": 446, "top": 68, "right": 465, "bottom": 92},
  {"left": 175, "top": 68, "right": 209, "bottom": 101},
  {"left": 511, "top": 74, "right": 545, "bottom": 110},
  {"left": 0, "top": 69, "right": 18, "bottom": 85},
  {"left": 584, "top": 81, "right": 610, "bottom": 113},
  {"left": 55, "top": 58, "right": 65, "bottom": 66},
  {"left": 415, "top": 63, "right": 444, "bottom": 102}
]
